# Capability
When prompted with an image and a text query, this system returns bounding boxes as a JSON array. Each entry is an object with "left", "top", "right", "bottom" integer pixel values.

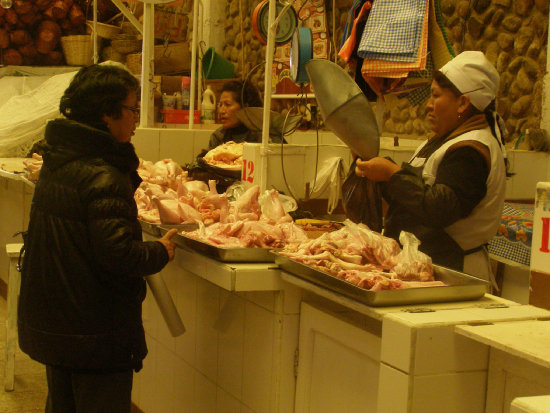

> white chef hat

[{"left": 439, "top": 51, "right": 499, "bottom": 112}]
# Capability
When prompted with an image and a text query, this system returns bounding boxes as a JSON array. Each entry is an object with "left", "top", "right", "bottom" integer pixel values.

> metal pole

[
  {"left": 92, "top": 0, "right": 98, "bottom": 63},
  {"left": 140, "top": 2, "right": 155, "bottom": 127},
  {"left": 260, "top": 0, "right": 277, "bottom": 193},
  {"left": 189, "top": 0, "right": 200, "bottom": 128}
]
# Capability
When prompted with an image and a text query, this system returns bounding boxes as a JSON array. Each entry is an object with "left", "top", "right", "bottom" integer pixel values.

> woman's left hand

[{"left": 355, "top": 157, "right": 401, "bottom": 182}]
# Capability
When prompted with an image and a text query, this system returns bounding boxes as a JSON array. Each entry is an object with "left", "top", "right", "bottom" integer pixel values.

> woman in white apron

[{"left": 355, "top": 51, "right": 509, "bottom": 284}]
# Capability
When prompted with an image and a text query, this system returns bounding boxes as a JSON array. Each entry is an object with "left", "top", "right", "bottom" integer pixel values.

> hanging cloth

[
  {"left": 339, "top": 0, "right": 365, "bottom": 49},
  {"left": 357, "top": 0, "right": 428, "bottom": 62},
  {"left": 338, "top": 1, "right": 372, "bottom": 62},
  {"left": 361, "top": 0, "right": 429, "bottom": 78}
]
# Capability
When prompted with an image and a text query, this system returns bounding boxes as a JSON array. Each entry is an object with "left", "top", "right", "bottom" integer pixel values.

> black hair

[
  {"left": 220, "top": 80, "right": 262, "bottom": 108},
  {"left": 59, "top": 64, "right": 140, "bottom": 127},
  {"left": 433, "top": 70, "right": 464, "bottom": 99}
]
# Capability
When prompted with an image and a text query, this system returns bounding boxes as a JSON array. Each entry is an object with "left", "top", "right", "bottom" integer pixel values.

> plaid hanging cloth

[{"left": 358, "top": 0, "right": 428, "bottom": 62}]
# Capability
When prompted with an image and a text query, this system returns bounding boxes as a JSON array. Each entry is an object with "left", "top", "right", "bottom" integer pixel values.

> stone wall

[{"left": 219, "top": 0, "right": 549, "bottom": 142}]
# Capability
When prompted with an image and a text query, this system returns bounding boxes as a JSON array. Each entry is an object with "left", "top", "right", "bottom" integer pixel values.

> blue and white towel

[{"left": 358, "top": 0, "right": 427, "bottom": 62}]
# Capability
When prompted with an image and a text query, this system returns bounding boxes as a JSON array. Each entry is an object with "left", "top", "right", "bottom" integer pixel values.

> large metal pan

[
  {"left": 273, "top": 251, "right": 488, "bottom": 307},
  {"left": 159, "top": 228, "right": 278, "bottom": 262}
]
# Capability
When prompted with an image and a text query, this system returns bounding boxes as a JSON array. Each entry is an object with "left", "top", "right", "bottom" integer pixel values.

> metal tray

[
  {"left": 272, "top": 252, "right": 489, "bottom": 307},
  {"left": 141, "top": 221, "right": 199, "bottom": 237},
  {"left": 165, "top": 231, "right": 277, "bottom": 262},
  {"left": 139, "top": 219, "right": 162, "bottom": 236}
]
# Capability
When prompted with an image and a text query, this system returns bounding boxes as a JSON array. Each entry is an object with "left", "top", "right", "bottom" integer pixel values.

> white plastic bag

[
  {"left": 308, "top": 157, "right": 345, "bottom": 214},
  {"left": 0, "top": 70, "right": 77, "bottom": 157},
  {"left": 393, "top": 231, "right": 433, "bottom": 281}
]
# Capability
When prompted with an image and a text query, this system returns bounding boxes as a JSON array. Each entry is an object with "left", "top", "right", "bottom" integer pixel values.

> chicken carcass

[
  {"left": 23, "top": 153, "right": 43, "bottom": 181},
  {"left": 231, "top": 185, "right": 261, "bottom": 221},
  {"left": 261, "top": 189, "right": 293, "bottom": 224},
  {"left": 203, "top": 141, "right": 244, "bottom": 168},
  {"left": 278, "top": 220, "right": 438, "bottom": 291}
]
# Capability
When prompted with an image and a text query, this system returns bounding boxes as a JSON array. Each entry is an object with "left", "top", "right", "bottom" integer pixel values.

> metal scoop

[{"left": 305, "top": 59, "right": 380, "bottom": 159}]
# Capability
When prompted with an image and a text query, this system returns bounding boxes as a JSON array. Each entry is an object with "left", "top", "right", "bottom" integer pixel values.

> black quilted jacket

[{"left": 18, "top": 119, "right": 169, "bottom": 372}]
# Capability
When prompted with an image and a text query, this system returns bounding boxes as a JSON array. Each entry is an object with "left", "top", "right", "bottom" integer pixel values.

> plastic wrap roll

[{"left": 145, "top": 273, "right": 185, "bottom": 337}]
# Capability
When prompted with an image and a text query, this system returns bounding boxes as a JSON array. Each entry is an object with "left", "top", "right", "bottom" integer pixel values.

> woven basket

[
  {"left": 111, "top": 38, "right": 142, "bottom": 54},
  {"left": 61, "top": 35, "right": 93, "bottom": 66},
  {"left": 86, "top": 20, "right": 121, "bottom": 39},
  {"left": 121, "top": 21, "right": 140, "bottom": 35},
  {"left": 102, "top": 46, "right": 125, "bottom": 63},
  {"left": 126, "top": 52, "right": 142, "bottom": 75}
]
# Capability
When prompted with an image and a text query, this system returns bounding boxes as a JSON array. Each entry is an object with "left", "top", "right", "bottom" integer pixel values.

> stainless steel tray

[
  {"left": 164, "top": 231, "right": 277, "bottom": 262},
  {"left": 142, "top": 221, "right": 199, "bottom": 237},
  {"left": 273, "top": 252, "right": 488, "bottom": 306},
  {"left": 139, "top": 219, "right": 162, "bottom": 236}
]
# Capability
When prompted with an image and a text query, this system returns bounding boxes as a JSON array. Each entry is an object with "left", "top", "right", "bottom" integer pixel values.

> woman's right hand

[
  {"left": 355, "top": 157, "right": 401, "bottom": 182},
  {"left": 158, "top": 229, "right": 178, "bottom": 261}
]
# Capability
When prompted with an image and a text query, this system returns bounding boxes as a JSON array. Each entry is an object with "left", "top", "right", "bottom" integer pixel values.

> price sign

[
  {"left": 242, "top": 158, "right": 255, "bottom": 183},
  {"left": 540, "top": 217, "right": 550, "bottom": 253},
  {"left": 531, "top": 183, "right": 550, "bottom": 274}
]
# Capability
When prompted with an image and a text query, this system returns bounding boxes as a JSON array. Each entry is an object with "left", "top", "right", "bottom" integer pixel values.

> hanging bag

[{"left": 341, "top": 157, "right": 383, "bottom": 232}]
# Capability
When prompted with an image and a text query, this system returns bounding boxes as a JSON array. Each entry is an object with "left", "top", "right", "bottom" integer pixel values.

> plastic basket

[
  {"left": 60, "top": 35, "right": 93, "bottom": 66},
  {"left": 202, "top": 47, "right": 234, "bottom": 79}
]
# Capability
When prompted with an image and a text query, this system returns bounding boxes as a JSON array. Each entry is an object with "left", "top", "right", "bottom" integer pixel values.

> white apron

[{"left": 410, "top": 127, "right": 506, "bottom": 284}]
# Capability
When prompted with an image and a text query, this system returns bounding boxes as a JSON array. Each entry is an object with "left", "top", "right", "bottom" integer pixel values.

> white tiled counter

[
  {"left": 133, "top": 239, "right": 550, "bottom": 413},
  {"left": 285, "top": 271, "right": 550, "bottom": 413},
  {"left": 457, "top": 320, "right": 550, "bottom": 412},
  {"left": 132, "top": 240, "right": 303, "bottom": 413}
]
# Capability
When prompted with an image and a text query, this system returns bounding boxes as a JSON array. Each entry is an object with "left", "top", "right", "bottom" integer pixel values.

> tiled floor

[{"left": 0, "top": 297, "right": 47, "bottom": 413}]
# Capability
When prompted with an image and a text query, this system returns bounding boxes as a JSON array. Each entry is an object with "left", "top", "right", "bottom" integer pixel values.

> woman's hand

[
  {"left": 158, "top": 229, "right": 178, "bottom": 261},
  {"left": 355, "top": 157, "right": 401, "bottom": 182}
]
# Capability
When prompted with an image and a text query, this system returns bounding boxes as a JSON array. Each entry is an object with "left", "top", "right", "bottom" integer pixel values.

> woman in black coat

[{"left": 18, "top": 64, "right": 177, "bottom": 413}]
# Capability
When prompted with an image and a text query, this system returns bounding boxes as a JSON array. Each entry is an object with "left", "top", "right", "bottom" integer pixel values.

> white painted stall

[{"left": 132, "top": 243, "right": 550, "bottom": 413}]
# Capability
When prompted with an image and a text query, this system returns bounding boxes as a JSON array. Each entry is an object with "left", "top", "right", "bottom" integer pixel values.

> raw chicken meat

[
  {"left": 203, "top": 141, "right": 244, "bottom": 168},
  {"left": 261, "top": 189, "right": 293, "bottom": 224},
  {"left": 198, "top": 180, "right": 230, "bottom": 224},
  {"left": 231, "top": 185, "right": 261, "bottom": 222},
  {"left": 185, "top": 185, "right": 307, "bottom": 248},
  {"left": 23, "top": 153, "right": 43, "bottom": 181},
  {"left": 136, "top": 158, "right": 207, "bottom": 225},
  {"left": 278, "top": 220, "right": 437, "bottom": 291},
  {"left": 139, "top": 158, "right": 184, "bottom": 189}
]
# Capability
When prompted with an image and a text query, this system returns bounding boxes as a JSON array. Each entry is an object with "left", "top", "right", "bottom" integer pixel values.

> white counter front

[{"left": 132, "top": 240, "right": 550, "bottom": 413}]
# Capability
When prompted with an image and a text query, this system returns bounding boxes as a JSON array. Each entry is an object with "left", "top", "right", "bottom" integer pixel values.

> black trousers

[{"left": 45, "top": 365, "right": 133, "bottom": 413}]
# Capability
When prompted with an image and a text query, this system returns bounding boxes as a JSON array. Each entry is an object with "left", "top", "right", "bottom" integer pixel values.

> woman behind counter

[
  {"left": 355, "top": 51, "right": 507, "bottom": 283},
  {"left": 207, "top": 80, "right": 263, "bottom": 150},
  {"left": 18, "top": 64, "right": 177, "bottom": 413}
]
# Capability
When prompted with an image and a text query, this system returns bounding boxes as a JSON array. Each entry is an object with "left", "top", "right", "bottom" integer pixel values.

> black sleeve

[
  {"left": 208, "top": 128, "right": 225, "bottom": 150},
  {"left": 86, "top": 170, "right": 169, "bottom": 278},
  {"left": 384, "top": 146, "right": 489, "bottom": 228}
]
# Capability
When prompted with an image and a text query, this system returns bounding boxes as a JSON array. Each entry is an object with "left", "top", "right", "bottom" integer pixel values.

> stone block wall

[{"left": 216, "top": 0, "right": 548, "bottom": 142}]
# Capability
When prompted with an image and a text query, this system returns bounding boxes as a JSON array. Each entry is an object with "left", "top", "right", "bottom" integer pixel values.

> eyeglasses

[{"left": 121, "top": 104, "right": 140, "bottom": 116}]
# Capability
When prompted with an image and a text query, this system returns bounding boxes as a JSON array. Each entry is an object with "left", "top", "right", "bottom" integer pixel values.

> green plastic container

[{"left": 202, "top": 47, "right": 235, "bottom": 79}]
